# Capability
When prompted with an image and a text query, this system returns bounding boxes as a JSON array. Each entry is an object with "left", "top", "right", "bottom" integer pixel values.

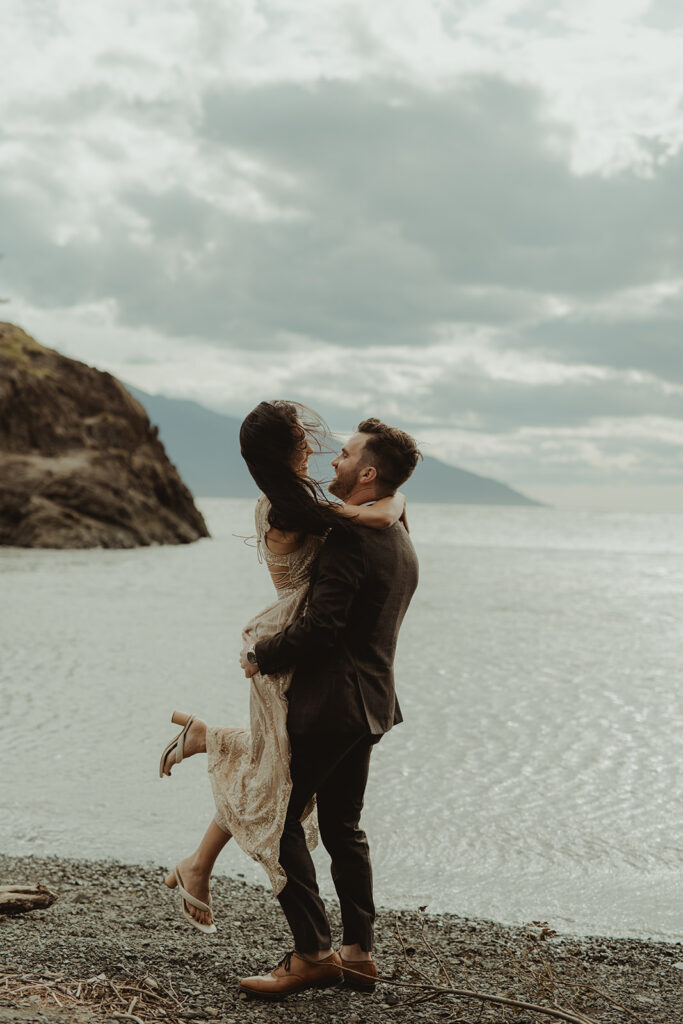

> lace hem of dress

[{"left": 206, "top": 725, "right": 318, "bottom": 896}]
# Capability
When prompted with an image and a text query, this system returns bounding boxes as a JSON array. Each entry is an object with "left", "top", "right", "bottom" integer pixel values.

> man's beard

[{"left": 329, "top": 466, "right": 358, "bottom": 501}]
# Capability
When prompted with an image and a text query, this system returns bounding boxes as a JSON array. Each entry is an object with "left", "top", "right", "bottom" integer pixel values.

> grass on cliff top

[{"left": 0, "top": 324, "right": 62, "bottom": 378}]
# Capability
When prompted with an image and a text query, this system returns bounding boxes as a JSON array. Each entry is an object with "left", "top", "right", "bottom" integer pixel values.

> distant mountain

[
  {"left": 128, "top": 388, "right": 253, "bottom": 496},
  {"left": 128, "top": 388, "right": 541, "bottom": 506}
]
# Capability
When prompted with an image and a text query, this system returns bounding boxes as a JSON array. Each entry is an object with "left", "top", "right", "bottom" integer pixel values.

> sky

[{"left": 3, "top": 0, "right": 683, "bottom": 510}]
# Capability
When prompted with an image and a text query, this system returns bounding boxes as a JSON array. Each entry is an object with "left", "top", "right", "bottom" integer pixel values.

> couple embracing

[{"left": 159, "top": 401, "right": 420, "bottom": 1001}]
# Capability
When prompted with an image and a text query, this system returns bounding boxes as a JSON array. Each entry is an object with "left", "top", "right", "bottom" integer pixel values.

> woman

[{"left": 159, "top": 401, "right": 406, "bottom": 933}]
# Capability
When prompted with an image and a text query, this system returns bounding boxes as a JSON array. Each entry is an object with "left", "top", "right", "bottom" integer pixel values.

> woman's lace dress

[{"left": 205, "top": 494, "right": 324, "bottom": 895}]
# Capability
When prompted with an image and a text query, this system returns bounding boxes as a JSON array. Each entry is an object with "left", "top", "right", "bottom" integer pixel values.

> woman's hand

[{"left": 339, "top": 491, "right": 407, "bottom": 530}]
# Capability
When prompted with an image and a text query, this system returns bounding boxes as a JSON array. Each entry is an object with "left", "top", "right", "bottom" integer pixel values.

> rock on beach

[{"left": 0, "top": 323, "right": 209, "bottom": 548}]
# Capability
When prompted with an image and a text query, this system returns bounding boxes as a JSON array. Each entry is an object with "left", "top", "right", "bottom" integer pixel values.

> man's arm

[{"left": 253, "top": 526, "right": 365, "bottom": 676}]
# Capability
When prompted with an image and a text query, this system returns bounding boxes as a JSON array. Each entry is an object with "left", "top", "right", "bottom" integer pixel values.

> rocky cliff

[{"left": 0, "top": 324, "right": 210, "bottom": 548}]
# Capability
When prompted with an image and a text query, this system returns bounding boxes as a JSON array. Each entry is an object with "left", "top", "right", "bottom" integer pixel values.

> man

[{"left": 238, "top": 418, "right": 420, "bottom": 1001}]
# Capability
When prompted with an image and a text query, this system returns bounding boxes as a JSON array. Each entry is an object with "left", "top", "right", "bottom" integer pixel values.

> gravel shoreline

[{"left": 1, "top": 854, "right": 681, "bottom": 1023}]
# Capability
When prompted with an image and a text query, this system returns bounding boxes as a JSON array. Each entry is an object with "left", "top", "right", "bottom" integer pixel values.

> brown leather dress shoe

[
  {"left": 339, "top": 954, "right": 378, "bottom": 992},
  {"left": 239, "top": 951, "right": 343, "bottom": 1001}
]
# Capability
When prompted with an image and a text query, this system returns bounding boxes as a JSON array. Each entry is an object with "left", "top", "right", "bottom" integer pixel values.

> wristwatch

[{"left": 246, "top": 649, "right": 258, "bottom": 665}]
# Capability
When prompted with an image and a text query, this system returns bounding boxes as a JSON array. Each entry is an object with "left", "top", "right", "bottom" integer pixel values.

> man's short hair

[{"left": 357, "top": 418, "right": 422, "bottom": 490}]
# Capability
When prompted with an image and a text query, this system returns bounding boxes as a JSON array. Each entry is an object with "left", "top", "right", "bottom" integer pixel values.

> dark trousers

[{"left": 277, "top": 732, "right": 376, "bottom": 953}]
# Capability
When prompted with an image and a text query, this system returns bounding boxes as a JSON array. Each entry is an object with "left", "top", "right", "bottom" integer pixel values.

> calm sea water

[{"left": 1, "top": 500, "right": 682, "bottom": 940}]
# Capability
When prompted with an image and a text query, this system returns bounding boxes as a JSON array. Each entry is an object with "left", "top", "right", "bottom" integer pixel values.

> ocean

[{"left": 1, "top": 499, "right": 682, "bottom": 940}]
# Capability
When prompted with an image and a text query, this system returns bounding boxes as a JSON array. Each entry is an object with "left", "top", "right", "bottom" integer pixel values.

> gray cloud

[
  {"left": 200, "top": 77, "right": 683, "bottom": 297},
  {"left": 287, "top": 355, "right": 682, "bottom": 432},
  {"left": 5, "top": 75, "right": 683, "bottom": 348},
  {"left": 524, "top": 317, "right": 683, "bottom": 385},
  {"left": 2, "top": 70, "right": 682, "bottom": 494},
  {"left": 643, "top": 0, "right": 683, "bottom": 30}
]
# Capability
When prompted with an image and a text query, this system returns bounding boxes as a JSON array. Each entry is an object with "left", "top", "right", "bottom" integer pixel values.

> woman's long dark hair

[{"left": 239, "top": 400, "right": 351, "bottom": 535}]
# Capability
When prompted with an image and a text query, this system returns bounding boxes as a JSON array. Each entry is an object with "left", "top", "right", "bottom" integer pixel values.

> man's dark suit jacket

[{"left": 254, "top": 520, "right": 419, "bottom": 738}]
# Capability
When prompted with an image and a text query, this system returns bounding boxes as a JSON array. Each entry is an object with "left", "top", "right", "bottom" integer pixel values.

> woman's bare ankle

[
  {"left": 185, "top": 719, "right": 207, "bottom": 757},
  {"left": 184, "top": 851, "right": 211, "bottom": 875}
]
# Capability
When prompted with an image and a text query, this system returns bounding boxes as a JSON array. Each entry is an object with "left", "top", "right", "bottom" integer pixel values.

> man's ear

[{"left": 359, "top": 465, "right": 377, "bottom": 483}]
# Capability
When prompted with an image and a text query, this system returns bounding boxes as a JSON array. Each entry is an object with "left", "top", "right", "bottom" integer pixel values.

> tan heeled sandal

[
  {"left": 164, "top": 865, "right": 217, "bottom": 934},
  {"left": 159, "top": 711, "right": 195, "bottom": 778}
]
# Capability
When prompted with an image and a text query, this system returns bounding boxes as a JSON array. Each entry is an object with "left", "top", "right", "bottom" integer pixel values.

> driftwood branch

[
  {"left": 357, "top": 969, "right": 601, "bottom": 1024},
  {"left": 343, "top": 914, "right": 640, "bottom": 1024},
  {"left": 0, "top": 969, "right": 195, "bottom": 1024},
  {"left": 0, "top": 884, "right": 58, "bottom": 915}
]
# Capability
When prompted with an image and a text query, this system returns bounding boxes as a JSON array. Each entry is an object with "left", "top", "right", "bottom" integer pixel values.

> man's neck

[{"left": 344, "top": 484, "right": 392, "bottom": 507}]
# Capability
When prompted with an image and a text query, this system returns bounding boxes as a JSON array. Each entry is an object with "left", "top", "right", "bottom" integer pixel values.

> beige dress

[{"left": 205, "top": 494, "right": 324, "bottom": 895}]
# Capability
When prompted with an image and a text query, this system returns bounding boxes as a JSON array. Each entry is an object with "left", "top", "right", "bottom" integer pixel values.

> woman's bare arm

[
  {"left": 336, "top": 491, "right": 407, "bottom": 530},
  {"left": 262, "top": 491, "right": 407, "bottom": 568}
]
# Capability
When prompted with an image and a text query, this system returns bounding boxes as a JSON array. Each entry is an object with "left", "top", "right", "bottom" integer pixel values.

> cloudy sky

[{"left": 3, "top": 0, "right": 683, "bottom": 509}]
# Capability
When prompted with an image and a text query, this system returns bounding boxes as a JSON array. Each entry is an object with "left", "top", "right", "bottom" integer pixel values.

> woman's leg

[{"left": 176, "top": 819, "right": 232, "bottom": 926}]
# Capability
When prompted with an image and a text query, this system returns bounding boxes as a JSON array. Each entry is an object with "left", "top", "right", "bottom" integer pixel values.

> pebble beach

[{"left": 1, "top": 855, "right": 681, "bottom": 1024}]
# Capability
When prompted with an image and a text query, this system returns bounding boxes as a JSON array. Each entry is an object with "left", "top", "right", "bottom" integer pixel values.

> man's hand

[{"left": 239, "top": 646, "right": 259, "bottom": 678}]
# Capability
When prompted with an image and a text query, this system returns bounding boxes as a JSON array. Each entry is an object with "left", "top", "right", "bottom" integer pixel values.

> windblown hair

[
  {"left": 240, "top": 400, "right": 349, "bottom": 535},
  {"left": 357, "top": 418, "right": 422, "bottom": 490}
]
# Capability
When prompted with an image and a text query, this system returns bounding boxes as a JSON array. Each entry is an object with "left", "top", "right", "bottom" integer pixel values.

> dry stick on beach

[
  {"left": 505, "top": 929, "right": 589, "bottom": 1023},
  {"left": 0, "top": 969, "right": 198, "bottom": 1024},
  {"left": 505, "top": 923, "right": 648, "bottom": 1024},
  {"left": 371, "top": 974, "right": 602, "bottom": 1024},
  {"left": 562, "top": 962, "right": 649, "bottom": 1024},
  {"left": 331, "top": 913, "right": 623, "bottom": 1024}
]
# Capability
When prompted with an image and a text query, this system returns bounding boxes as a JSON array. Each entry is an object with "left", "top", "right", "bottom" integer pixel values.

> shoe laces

[
  {"left": 276, "top": 951, "right": 332, "bottom": 973},
  {"left": 276, "top": 951, "right": 295, "bottom": 973}
]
